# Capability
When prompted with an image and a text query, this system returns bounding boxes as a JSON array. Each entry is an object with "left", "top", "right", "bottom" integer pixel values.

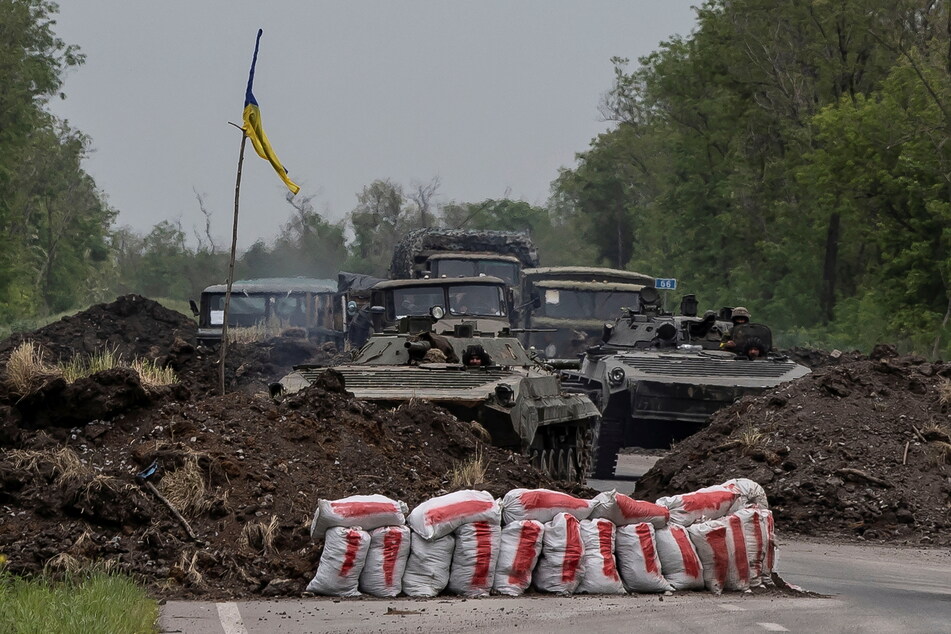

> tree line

[{"left": 2, "top": 0, "right": 949, "bottom": 357}]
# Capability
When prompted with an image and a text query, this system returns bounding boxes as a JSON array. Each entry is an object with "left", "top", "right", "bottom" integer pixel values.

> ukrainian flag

[{"left": 242, "top": 29, "right": 300, "bottom": 195}]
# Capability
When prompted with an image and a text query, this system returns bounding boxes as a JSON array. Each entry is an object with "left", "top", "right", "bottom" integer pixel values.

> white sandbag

[
  {"left": 447, "top": 521, "right": 501, "bottom": 597},
  {"left": 501, "top": 488, "right": 594, "bottom": 524},
  {"left": 686, "top": 517, "right": 750, "bottom": 594},
  {"left": 533, "top": 512, "right": 585, "bottom": 594},
  {"left": 493, "top": 520, "right": 545, "bottom": 596},
  {"left": 722, "top": 478, "right": 769, "bottom": 509},
  {"left": 401, "top": 531, "right": 455, "bottom": 597},
  {"left": 654, "top": 524, "right": 705, "bottom": 590},
  {"left": 407, "top": 490, "right": 500, "bottom": 540},
  {"left": 656, "top": 482, "right": 743, "bottom": 526},
  {"left": 615, "top": 523, "right": 674, "bottom": 593},
  {"left": 306, "top": 527, "right": 371, "bottom": 597},
  {"left": 358, "top": 525, "right": 411, "bottom": 597},
  {"left": 310, "top": 494, "right": 408, "bottom": 539},
  {"left": 764, "top": 509, "right": 776, "bottom": 580},
  {"left": 577, "top": 519, "right": 626, "bottom": 594},
  {"left": 590, "top": 490, "right": 670, "bottom": 528}
]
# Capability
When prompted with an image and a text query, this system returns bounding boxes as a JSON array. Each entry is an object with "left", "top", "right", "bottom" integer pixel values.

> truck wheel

[{"left": 591, "top": 417, "right": 623, "bottom": 479}]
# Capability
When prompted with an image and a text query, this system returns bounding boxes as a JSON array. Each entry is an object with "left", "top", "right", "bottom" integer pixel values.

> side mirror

[
  {"left": 370, "top": 305, "right": 385, "bottom": 333},
  {"left": 189, "top": 299, "right": 199, "bottom": 317},
  {"left": 532, "top": 293, "right": 541, "bottom": 309}
]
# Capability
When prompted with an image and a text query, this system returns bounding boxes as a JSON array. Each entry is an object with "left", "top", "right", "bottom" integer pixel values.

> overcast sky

[{"left": 48, "top": 1, "right": 697, "bottom": 249}]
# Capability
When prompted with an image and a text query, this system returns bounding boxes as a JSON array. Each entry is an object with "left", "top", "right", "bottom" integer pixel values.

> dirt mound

[
  {"left": 636, "top": 353, "right": 951, "bottom": 545},
  {"left": 783, "top": 346, "right": 866, "bottom": 369},
  {"left": 0, "top": 371, "right": 573, "bottom": 599}
]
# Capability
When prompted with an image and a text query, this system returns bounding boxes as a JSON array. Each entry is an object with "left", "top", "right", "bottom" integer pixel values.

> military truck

[
  {"left": 562, "top": 287, "right": 810, "bottom": 477},
  {"left": 346, "top": 275, "right": 513, "bottom": 347},
  {"left": 272, "top": 308, "right": 601, "bottom": 482},
  {"left": 191, "top": 277, "right": 340, "bottom": 346},
  {"left": 390, "top": 228, "right": 537, "bottom": 286},
  {"left": 520, "top": 267, "right": 655, "bottom": 363}
]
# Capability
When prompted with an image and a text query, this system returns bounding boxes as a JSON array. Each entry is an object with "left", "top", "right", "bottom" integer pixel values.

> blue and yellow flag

[{"left": 242, "top": 29, "right": 300, "bottom": 195}]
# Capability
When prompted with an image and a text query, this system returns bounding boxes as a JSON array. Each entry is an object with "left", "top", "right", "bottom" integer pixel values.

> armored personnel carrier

[
  {"left": 272, "top": 306, "right": 600, "bottom": 483},
  {"left": 563, "top": 288, "right": 810, "bottom": 477}
]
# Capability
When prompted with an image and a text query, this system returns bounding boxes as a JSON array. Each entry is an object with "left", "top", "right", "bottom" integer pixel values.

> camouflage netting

[{"left": 390, "top": 228, "right": 539, "bottom": 278}]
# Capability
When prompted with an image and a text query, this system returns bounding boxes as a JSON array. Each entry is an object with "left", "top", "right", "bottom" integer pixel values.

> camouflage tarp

[{"left": 390, "top": 228, "right": 539, "bottom": 279}]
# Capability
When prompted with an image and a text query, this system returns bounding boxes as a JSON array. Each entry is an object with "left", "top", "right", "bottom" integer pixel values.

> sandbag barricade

[
  {"left": 310, "top": 494, "right": 408, "bottom": 539},
  {"left": 723, "top": 478, "right": 769, "bottom": 509},
  {"left": 533, "top": 512, "right": 585, "bottom": 594},
  {"left": 654, "top": 525, "right": 705, "bottom": 590},
  {"left": 407, "top": 490, "right": 501, "bottom": 540},
  {"left": 656, "top": 482, "right": 743, "bottom": 527},
  {"left": 401, "top": 531, "right": 455, "bottom": 598},
  {"left": 501, "top": 488, "right": 594, "bottom": 524},
  {"left": 447, "top": 521, "right": 501, "bottom": 597},
  {"left": 591, "top": 490, "right": 670, "bottom": 528},
  {"left": 615, "top": 522, "right": 674, "bottom": 593},
  {"left": 306, "top": 527, "right": 371, "bottom": 597},
  {"left": 577, "top": 518, "right": 626, "bottom": 594},
  {"left": 686, "top": 516, "right": 751, "bottom": 594},
  {"left": 358, "top": 525, "right": 411, "bottom": 597},
  {"left": 733, "top": 507, "right": 774, "bottom": 587},
  {"left": 493, "top": 520, "right": 545, "bottom": 596}
]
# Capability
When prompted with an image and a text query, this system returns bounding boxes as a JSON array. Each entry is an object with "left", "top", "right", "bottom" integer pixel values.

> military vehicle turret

[
  {"left": 562, "top": 288, "right": 810, "bottom": 477},
  {"left": 272, "top": 305, "right": 600, "bottom": 482}
]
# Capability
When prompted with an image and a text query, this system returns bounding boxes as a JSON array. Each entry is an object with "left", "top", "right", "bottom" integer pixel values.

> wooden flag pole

[{"left": 220, "top": 127, "right": 249, "bottom": 395}]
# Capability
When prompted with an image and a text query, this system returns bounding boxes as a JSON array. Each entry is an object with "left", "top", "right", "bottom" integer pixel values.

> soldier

[{"left": 721, "top": 306, "right": 751, "bottom": 352}]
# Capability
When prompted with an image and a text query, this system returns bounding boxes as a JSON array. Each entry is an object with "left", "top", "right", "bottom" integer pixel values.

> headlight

[
  {"left": 608, "top": 366, "right": 626, "bottom": 386},
  {"left": 544, "top": 343, "right": 557, "bottom": 359},
  {"left": 429, "top": 305, "right": 445, "bottom": 320}
]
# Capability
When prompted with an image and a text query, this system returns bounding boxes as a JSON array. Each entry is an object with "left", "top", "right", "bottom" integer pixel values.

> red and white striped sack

[
  {"left": 590, "top": 490, "right": 670, "bottom": 528},
  {"left": 533, "top": 512, "right": 585, "bottom": 594},
  {"left": 407, "top": 490, "right": 501, "bottom": 540},
  {"left": 615, "top": 522, "right": 674, "bottom": 593},
  {"left": 310, "top": 494, "right": 408, "bottom": 539},
  {"left": 358, "top": 525, "right": 411, "bottom": 597},
  {"left": 656, "top": 482, "right": 743, "bottom": 526},
  {"left": 733, "top": 507, "right": 775, "bottom": 586},
  {"left": 492, "top": 520, "right": 545, "bottom": 596},
  {"left": 447, "top": 521, "right": 501, "bottom": 597},
  {"left": 653, "top": 524, "right": 705, "bottom": 590},
  {"left": 722, "top": 478, "right": 769, "bottom": 510},
  {"left": 577, "top": 518, "right": 626, "bottom": 594},
  {"left": 687, "top": 516, "right": 751, "bottom": 594},
  {"left": 501, "top": 488, "right": 594, "bottom": 524},
  {"left": 306, "top": 527, "right": 371, "bottom": 597},
  {"left": 401, "top": 531, "right": 455, "bottom": 598}
]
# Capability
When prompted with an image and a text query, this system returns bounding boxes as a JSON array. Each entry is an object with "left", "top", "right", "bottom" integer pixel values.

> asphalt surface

[{"left": 158, "top": 454, "right": 951, "bottom": 633}]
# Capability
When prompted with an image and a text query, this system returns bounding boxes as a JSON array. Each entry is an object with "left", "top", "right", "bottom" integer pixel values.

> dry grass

[
  {"left": 468, "top": 421, "right": 492, "bottom": 443},
  {"left": 736, "top": 425, "right": 767, "bottom": 452},
  {"left": 6, "top": 448, "right": 91, "bottom": 485},
  {"left": 75, "top": 475, "right": 131, "bottom": 509},
  {"left": 173, "top": 551, "right": 204, "bottom": 586},
  {"left": 130, "top": 359, "right": 177, "bottom": 387},
  {"left": 931, "top": 441, "right": 951, "bottom": 466},
  {"left": 59, "top": 348, "right": 121, "bottom": 383},
  {"left": 938, "top": 378, "right": 951, "bottom": 407},
  {"left": 447, "top": 448, "right": 488, "bottom": 489},
  {"left": 4, "top": 341, "right": 60, "bottom": 394},
  {"left": 43, "top": 553, "right": 84, "bottom": 576},
  {"left": 240, "top": 515, "right": 280, "bottom": 554},
  {"left": 157, "top": 457, "right": 208, "bottom": 518}
]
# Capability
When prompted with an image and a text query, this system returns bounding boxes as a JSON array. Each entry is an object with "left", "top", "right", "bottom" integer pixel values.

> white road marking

[
  {"left": 717, "top": 603, "right": 746, "bottom": 612},
  {"left": 216, "top": 602, "right": 248, "bottom": 634},
  {"left": 757, "top": 623, "right": 789, "bottom": 632}
]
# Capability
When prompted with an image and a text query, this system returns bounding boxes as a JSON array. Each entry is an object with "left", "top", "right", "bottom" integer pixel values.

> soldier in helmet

[{"left": 721, "top": 306, "right": 751, "bottom": 352}]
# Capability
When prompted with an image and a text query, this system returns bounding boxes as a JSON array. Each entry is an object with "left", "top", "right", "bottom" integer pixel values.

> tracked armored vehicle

[
  {"left": 563, "top": 288, "right": 810, "bottom": 477},
  {"left": 272, "top": 304, "right": 600, "bottom": 482}
]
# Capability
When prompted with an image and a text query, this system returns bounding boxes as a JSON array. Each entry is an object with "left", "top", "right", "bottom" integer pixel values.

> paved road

[{"left": 159, "top": 455, "right": 951, "bottom": 633}]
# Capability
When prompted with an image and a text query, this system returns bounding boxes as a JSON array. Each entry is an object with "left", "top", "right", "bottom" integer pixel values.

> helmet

[{"left": 732, "top": 306, "right": 751, "bottom": 322}]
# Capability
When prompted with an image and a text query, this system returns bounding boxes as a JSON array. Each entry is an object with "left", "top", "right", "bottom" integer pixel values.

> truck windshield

[
  {"left": 448, "top": 285, "right": 506, "bottom": 316},
  {"left": 391, "top": 288, "right": 446, "bottom": 319},
  {"left": 434, "top": 259, "right": 519, "bottom": 285},
  {"left": 206, "top": 293, "right": 267, "bottom": 327},
  {"left": 541, "top": 289, "right": 640, "bottom": 319}
]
